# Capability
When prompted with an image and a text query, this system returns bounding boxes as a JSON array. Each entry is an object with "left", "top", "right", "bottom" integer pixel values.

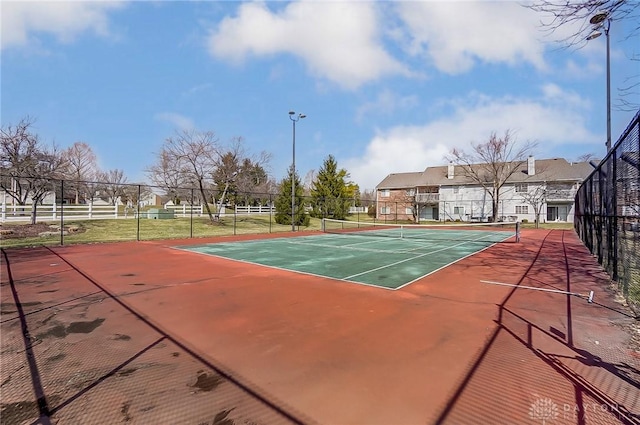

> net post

[{"left": 516, "top": 221, "right": 521, "bottom": 243}]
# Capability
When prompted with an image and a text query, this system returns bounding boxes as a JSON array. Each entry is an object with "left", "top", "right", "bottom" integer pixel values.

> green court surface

[{"left": 179, "top": 228, "right": 515, "bottom": 290}]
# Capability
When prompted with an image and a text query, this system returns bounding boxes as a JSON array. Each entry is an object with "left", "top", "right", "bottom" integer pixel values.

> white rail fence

[
  {"left": 1, "top": 203, "right": 276, "bottom": 223},
  {"left": 163, "top": 204, "right": 204, "bottom": 217},
  {"left": 1, "top": 203, "right": 119, "bottom": 223},
  {"left": 233, "top": 205, "right": 275, "bottom": 215},
  {"left": 163, "top": 204, "right": 274, "bottom": 217}
]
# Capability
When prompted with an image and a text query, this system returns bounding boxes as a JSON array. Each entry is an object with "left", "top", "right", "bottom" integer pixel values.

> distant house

[
  {"left": 375, "top": 157, "right": 595, "bottom": 223},
  {"left": 140, "top": 193, "right": 163, "bottom": 207}
]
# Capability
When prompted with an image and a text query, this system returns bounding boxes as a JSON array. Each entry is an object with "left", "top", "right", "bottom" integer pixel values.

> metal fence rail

[{"left": 575, "top": 110, "right": 640, "bottom": 313}]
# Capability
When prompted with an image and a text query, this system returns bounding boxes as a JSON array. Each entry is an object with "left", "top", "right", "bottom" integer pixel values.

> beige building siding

[{"left": 375, "top": 157, "right": 595, "bottom": 223}]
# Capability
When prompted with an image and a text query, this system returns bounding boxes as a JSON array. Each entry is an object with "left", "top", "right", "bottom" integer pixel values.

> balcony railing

[
  {"left": 546, "top": 189, "right": 576, "bottom": 201},
  {"left": 415, "top": 193, "right": 440, "bottom": 203}
]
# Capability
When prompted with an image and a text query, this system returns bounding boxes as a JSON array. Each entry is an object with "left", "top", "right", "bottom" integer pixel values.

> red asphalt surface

[{"left": 1, "top": 229, "right": 638, "bottom": 424}]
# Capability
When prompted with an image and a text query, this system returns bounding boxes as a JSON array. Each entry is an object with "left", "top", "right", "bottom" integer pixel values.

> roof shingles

[{"left": 376, "top": 158, "right": 596, "bottom": 189}]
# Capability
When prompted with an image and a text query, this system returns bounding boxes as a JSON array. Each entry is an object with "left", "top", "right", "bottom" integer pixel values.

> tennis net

[{"left": 321, "top": 219, "right": 520, "bottom": 243}]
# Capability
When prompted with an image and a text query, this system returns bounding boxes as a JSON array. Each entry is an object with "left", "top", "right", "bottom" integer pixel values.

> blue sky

[{"left": 2, "top": 1, "right": 638, "bottom": 191}]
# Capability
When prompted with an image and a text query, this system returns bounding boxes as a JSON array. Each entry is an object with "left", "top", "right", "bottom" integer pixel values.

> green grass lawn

[
  {"left": 1, "top": 214, "right": 576, "bottom": 249},
  {"left": 0, "top": 215, "right": 324, "bottom": 249}
]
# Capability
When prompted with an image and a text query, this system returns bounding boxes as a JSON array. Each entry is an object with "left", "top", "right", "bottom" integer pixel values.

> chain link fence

[
  {"left": 575, "top": 110, "right": 640, "bottom": 314},
  {"left": 0, "top": 179, "right": 386, "bottom": 247}
]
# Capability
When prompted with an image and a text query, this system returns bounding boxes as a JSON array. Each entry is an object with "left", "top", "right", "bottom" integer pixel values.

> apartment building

[{"left": 376, "top": 157, "right": 595, "bottom": 223}]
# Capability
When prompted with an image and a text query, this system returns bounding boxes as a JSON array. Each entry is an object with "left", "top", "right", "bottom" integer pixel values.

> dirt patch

[
  {"left": 189, "top": 371, "right": 223, "bottom": 392},
  {"left": 37, "top": 318, "right": 105, "bottom": 339},
  {"left": 0, "top": 223, "right": 85, "bottom": 239}
]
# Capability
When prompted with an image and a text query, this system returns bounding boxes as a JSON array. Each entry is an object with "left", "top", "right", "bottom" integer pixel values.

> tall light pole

[
  {"left": 289, "top": 110, "right": 306, "bottom": 231},
  {"left": 587, "top": 10, "right": 611, "bottom": 152},
  {"left": 587, "top": 10, "right": 616, "bottom": 280}
]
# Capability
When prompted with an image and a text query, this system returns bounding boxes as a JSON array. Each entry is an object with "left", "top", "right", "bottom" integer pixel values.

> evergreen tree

[
  {"left": 274, "top": 167, "right": 309, "bottom": 226},
  {"left": 310, "top": 155, "right": 351, "bottom": 220}
]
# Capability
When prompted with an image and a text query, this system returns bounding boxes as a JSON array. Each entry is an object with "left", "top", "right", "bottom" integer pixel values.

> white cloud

[
  {"left": 207, "top": 1, "right": 409, "bottom": 89},
  {"left": 344, "top": 88, "right": 599, "bottom": 190},
  {"left": 1, "top": 1, "right": 125, "bottom": 50},
  {"left": 155, "top": 112, "right": 194, "bottom": 130},
  {"left": 356, "top": 89, "right": 419, "bottom": 122},
  {"left": 395, "top": 2, "right": 548, "bottom": 74}
]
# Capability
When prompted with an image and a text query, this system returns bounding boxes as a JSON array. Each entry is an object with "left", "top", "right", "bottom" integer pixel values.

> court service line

[
  {"left": 393, "top": 239, "right": 504, "bottom": 290},
  {"left": 173, "top": 247, "right": 398, "bottom": 291},
  {"left": 295, "top": 233, "right": 391, "bottom": 248},
  {"left": 284, "top": 238, "right": 428, "bottom": 255},
  {"left": 342, "top": 233, "right": 498, "bottom": 280},
  {"left": 327, "top": 234, "right": 450, "bottom": 252}
]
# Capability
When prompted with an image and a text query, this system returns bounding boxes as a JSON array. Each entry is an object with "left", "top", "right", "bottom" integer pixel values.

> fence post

[
  {"left": 1, "top": 201, "right": 4, "bottom": 222},
  {"left": 89, "top": 202, "right": 93, "bottom": 219},
  {"left": 269, "top": 194, "right": 272, "bottom": 233},
  {"left": 60, "top": 180, "right": 64, "bottom": 246},
  {"left": 612, "top": 147, "right": 618, "bottom": 281},
  {"left": 190, "top": 188, "right": 194, "bottom": 239},
  {"left": 136, "top": 185, "right": 141, "bottom": 241}
]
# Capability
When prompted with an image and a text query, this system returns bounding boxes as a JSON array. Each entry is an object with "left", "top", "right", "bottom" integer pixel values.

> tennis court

[
  {"left": 2, "top": 226, "right": 638, "bottom": 424},
  {"left": 179, "top": 219, "right": 519, "bottom": 289}
]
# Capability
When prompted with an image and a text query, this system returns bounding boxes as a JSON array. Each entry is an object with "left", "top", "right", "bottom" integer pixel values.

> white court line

[
  {"left": 284, "top": 238, "right": 429, "bottom": 255},
  {"left": 393, "top": 240, "right": 502, "bottom": 290},
  {"left": 342, "top": 232, "right": 503, "bottom": 280},
  {"left": 480, "top": 279, "right": 595, "bottom": 302},
  {"left": 172, "top": 230, "right": 514, "bottom": 291},
  {"left": 172, "top": 246, "right": 398, "bottom": 291}
]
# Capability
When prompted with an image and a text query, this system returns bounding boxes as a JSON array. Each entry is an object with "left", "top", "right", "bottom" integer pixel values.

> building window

[
  {"left": 380, "top": 189, "right": 390, "bottom": 198},
  {"left": 405, "top": 188, "right": 415, "bottom": 196},
  {"left": 405, "top": 207, "right": 413, "bottom": 215},
  {"left": 380, "top": 206, "right": 391, "bottom": 215},
  {"left": 516, "top": 205, "right": 529, "bottom": 214},
  {"left": 515, "top": 183, "right": 528, "bottom": 193},
  {"left": 454, "top": 206, "right": 464, "bottom": 215}
]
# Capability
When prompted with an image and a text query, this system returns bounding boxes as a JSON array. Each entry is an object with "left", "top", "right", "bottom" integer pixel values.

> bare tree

[
  {"left": 159, "top": 129, "right": 219, "bottom": 222},
  {"left": 447, "top": 130, "right": 537, "bottom": 222},
  {"left": 527, "top": 0, "right": 638, "bottom": 46},
  {"left": 121, "top": 183, "right": 153, "bottom": 210},
  {"left": 146, "top": 148, "right": 191, "bottom": 204},
  {"left": 99, "top": 169, "right": 128, "bottom": 206},
  {"left": 1, "top": 117, "right": 41, "bottom": 205},
  {"left": 576, "top": 152, "right": 598, "bottom": 162},
  {"left": 400, "top": 189, "right": 418, "bottom": 223},
  {"left": 526, "top": 0, "right": 639, "bottom": 109},
  {"left": 520, "top": 185, "right": 547, "bottom": 228},
  {"left": 0, "top": 117, "right": 67, "bottom": 223},
  {"left": 63, "top": 141, "right": 98, "bottom": 203},
  {"left": 360, "top": 189, "right": 376, "bottom": 202}
]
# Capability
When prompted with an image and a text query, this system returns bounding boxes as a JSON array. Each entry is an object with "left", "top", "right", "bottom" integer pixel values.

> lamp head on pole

[
  {"left": 586, "top": 30, "right": 602, "bottom": 40},
  {"left": 289, "top": 111, "right": 307, "bottom": 121},
  {"left": 589, "top": 10, "right": 610, "bottom": 25}
]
